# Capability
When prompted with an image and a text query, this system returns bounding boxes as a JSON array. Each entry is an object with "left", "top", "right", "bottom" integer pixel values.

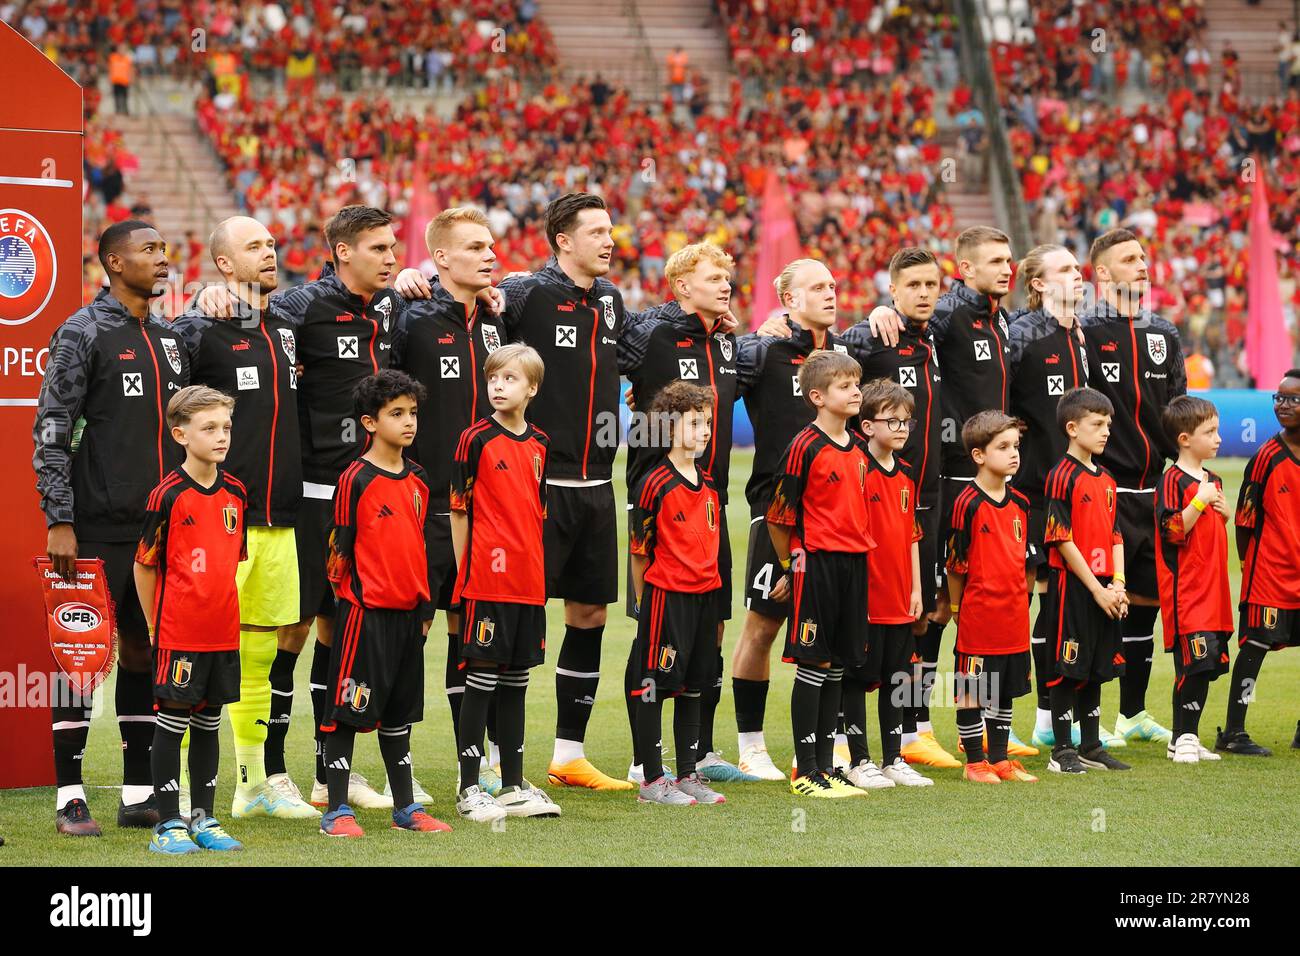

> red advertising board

[{"left": 0, "top": 21, "right": 84, "bottom": 787}]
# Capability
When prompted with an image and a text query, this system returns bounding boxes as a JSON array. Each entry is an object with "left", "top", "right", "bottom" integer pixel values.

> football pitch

[{"left": 2, "top": 452, "right": 1298, "bottom": 867}]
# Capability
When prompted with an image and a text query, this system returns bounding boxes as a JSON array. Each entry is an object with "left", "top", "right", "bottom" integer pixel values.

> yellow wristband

[
  {"left": 1112, "top": 573, "right": 1126, "bottom": 585},
  {"left": 949, "top": 603, "right": 960, "bottom": 613},
  {"left": 779, "top": 556, "right": 791, "bottom": 572},
  {"left": 1191, "top": 497, "right": 1207, "bottom": 513}
]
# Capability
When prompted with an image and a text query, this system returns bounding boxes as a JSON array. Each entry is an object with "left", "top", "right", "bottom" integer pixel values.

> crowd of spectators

[
  {"left": 996, "top": 0, "right": 1300, "bottom": 383},
  {"left": 195, "top": 66, "right": 958, "bottom": 324}
]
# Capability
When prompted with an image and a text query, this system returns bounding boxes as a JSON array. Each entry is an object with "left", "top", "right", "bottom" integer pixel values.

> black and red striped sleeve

[
  {"left": 450, "top": 421, "right": 489, "bottom": 514},
  {"left": 327, "top": 461, "right": 365, "bottom": 586},
  {"left": 945, "top": 487, "right": 976, "bottom": 575},
  {"left": 767, "top": 429, "right": 814, "bottom": 528},
  {"left": 1043, "top": 460, "right": 1076, "bottom": 547}
]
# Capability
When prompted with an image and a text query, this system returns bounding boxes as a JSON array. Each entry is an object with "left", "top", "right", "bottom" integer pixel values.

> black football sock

[
  {"left": 816, "top": 667, "right": 843, "bottom": 773},
  {"left": 985, "top": 702, "right": 1013, "bottom": 764},
  {"left": 913, "top": 620, "right": 944, "bottom": 725},
  {"left": 189, "top": 707, "right": 222, "bottom": 820},
  {"left": 52, "top": 678, "right": 92, "bottom": 796},
  {"left": 636, "top": 695, "right": 665, "bottom": 784},
  {"left": 116, "top": 667, "right": 155, "bottom": 789},
  {"left": 445, "top": 629, "right": 465, "bottom": 748},
  {"left": 697, "top": 649, "right": 723, "bottom": 757},
  {"left": 733, "top": 678, "right": 769, "bottom": 734},
  {"left": 841, "top": 676, "right": 871, "bottom": 765},
  {"left": 1078, "top": 682, "right": 1103, "bottom": 750},
  {"left": 310, "top": 639, "right": 330, "bottom": 784},
  {"left": 554, "top": 625, "right": 603, "bottom": 745},
  {"left": 324, "top": 724, "right": 357, "bottom": 813},
  {"left": 1119, "top": 607, "right": 1158, "bottom": 718},
  {"left": 497, "top": 669, "right": 529, "bottom": 789},
  {"left": 264, "top": 647, "right": 297, "bottom": 777},
  {"left": 1032, "top": 594, "right": 1053, "bottom": 710},
  {"left": 486, "top": 694, "right": 499, "bottom": 760},
  {"left": 1225, "top": 640, "right": 1267, "bottom": 733},
  {"left": 378, "top": 724, "right": 414, "bottom": 809},
  {"left": 458, "top": 669, "right": 497, "bottom": 793},
  {"left": 1049, "top": 681, "right": 1076, "bottom": 748},
  {"left": 674, "top": 689, "right": 702, "bottom": 778},
  {"left": 151, "top": 708, "right": 189, "bottom": 822},
  {"left": 624, "top": 642, "right": 641, "bottom": 767},
  {"left": 1179, "top": 672, "right": 1210, "bottom": 737},
  {"left": 879, "top": 683, "right": 903, "bottom": 765},
  {"left": 791, "top": 666, "right": 824, "bottom": 777},
  {"left": 1171, "top": 682, "right": 1183, "bottom": 738},
  {"left": 957, "top": 708, "right": 985, "bottom": 764}
]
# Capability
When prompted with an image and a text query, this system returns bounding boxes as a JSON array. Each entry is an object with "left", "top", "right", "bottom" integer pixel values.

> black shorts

[
  {"left": 423, "top": 513, "right": 456, "bottom": 615},
  {"left": 82, "top": 540, "right": 149, "bottom": 645},
  {"left": 783, "top": 551, "right": 869, "bottom": 668},
  {"left": 1026, "top": 495, "right": 1049, "bottom": 575},
  {"left": 460, "top": 597, "right": 547, "bottom": 670},
  {"left": 743, "top": 517, "right": 788, "bottom": 621},
  {"left": 953, "top": 649, "right": 1033, "bottom": 706},
  {"left": 546, "top": 482, "right": 618, "bottom": 605},
  {"left": 627, "top": 502, "right": 732, "bottom": 622},
  {"left": 915, "top": 503, "right": 941, "bottom": 614},
  {"left": 322, "top": 600, "right": 425, "bottom": 732},
  {"left": 851, "top": 621, "right": 916, "bottom": 691},
  {"left": 936, "top": 477, "right": 974, "bottom": 594},
  {"left": 152, "top": 647, "right": 240, "bottom": 709},
  {"left": 1115, "top": 489, "right": 1158, "bottom": 599},
  {"left": 1043, "top": 568, "right": 1125, "bottom": 685},
  {"left": 1170, "top": 630, "right": 1231, "bottom": 684},
  {"left": 631, "top": 583, "right": 719, "bottom": 697},
  {"left": 295, "top": 494, "right": 337, "bottom": 621},
  {"left": 1239, "top": 604, "right": 1300, "bottom": 649}
]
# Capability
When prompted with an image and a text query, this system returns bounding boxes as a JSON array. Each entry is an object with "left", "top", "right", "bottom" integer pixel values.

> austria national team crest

[
  {"left": 277, "top": 327, "right": 296, "bottom": 363},
  {"left": 160, "top": 337, "right": 183, "bottom": 375},
  {"left": 599, "top": 294, "right": 616, "bottom": 330},
  {"left": 0, "top": 208, "right": 58, "bottom": 326},
  {"left": 1146, "top": 332, "right": 1167, "bottom": 365},
  {"left": 481, "top": 323, "right": 501, "bottom": 352},
  {"left": 374, "top": 295, "right": 393, "bottom": 331},
  {"left": 715, "top": 332, "right": 732, "bottom": 362}
]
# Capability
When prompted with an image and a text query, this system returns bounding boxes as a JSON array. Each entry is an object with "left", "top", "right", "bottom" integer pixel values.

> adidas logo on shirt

[
  {"left": 377, "top": 504, "right": 395, "bottom": 519},
  {"left": 827, "top": 472, "right": 841, "bottom": 483},
  {"left": 980, "top": 523, "right": 992, "bottom": 534},
  {"left": 495, "top": 460, "right": 509, "bottom": 471},
  {"left": 181, "top": 515, "right": 196, "bottom": 526},
  {"left": 673, "top": 511, "right": 687, "bottom": 522},
  {"left": 1081, "top": 493, "right": 1092, "bottom": 503}
]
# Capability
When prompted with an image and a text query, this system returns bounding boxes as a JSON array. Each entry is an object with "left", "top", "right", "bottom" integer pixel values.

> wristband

[
  {"left": 779, "top": 556, "right": 791, "bottom": 572},
  {"left": 949, "top": 603, "right": 959, "bottom": 613},
  {"left": 1112, "top": 573, "right": 1126, "bottom": 586},
  {"left": 1191, "top": 496, "right": 1207, "bottom": 512}
]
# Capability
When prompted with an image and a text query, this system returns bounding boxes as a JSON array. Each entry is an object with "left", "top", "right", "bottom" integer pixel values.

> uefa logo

[{"left": 0, "top": 208, "right": 57, "bottom": 326}]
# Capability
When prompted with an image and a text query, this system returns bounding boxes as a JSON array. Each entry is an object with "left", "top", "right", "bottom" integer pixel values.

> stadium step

[{"left": 1202, "top": 0, "right": 1295, "bottom": 96}]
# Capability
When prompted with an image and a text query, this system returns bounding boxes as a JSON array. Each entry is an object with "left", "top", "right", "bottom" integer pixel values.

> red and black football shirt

[
  {"left": 767, "top": 424, "right": 877, "bottom": 555},
  {"left": 450, "top": 417, "right": 549, "bottom": 605},
  {"left": 630, "top": 461, "right": 722, "bottom": 594},
  {"left": 1236, "top": 434, "right": 1300, "bottom": 610},
  {"left": 865, "top": 455, "right": 923, "bottom": 624},
  {"left": 1155, "top": 464, "right": 1233, "bottom": 643},
  {"left": 328, "top": 458, "right": 431, "bottom": 611},
  {"left": 946, "top": 483, "right": 1035, "bottom": 655},
  {"left": 1043, "top": 454, "right": 1122, "bottom": 574},
  {"left": 136, "top": 467, "right": 247, "bottom": 651}
]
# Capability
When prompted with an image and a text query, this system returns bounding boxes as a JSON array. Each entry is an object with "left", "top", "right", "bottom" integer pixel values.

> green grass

[{"left": 3, "top": 453, "right": 1298, "bottom": 866}]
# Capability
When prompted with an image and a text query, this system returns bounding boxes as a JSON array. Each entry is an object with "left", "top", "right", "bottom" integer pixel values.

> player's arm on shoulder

[
  {"left": 494, "top": 273, "right": 534, "bottom": 338},
  {"left": 619, "top": 299, "right": 681, "bottom": 374},
  {"left": 734, "top": 332, "right": 771, "bottom": 397},
  {"left": 839, "top": 318, "right": 881, "bottom": 364},
  {"left": 268, "top": 283, "right": 311, "bottom": 327}
]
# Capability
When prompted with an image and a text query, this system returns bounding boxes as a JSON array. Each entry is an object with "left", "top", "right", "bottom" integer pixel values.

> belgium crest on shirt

[
  {"left": 900, "top": 485, "right": 910, "bottom": 513},
  {"left": 857, "top": 458, "right": 867, "bottom": 490},
  {"left": 412, "top": 488, "right": 423, "bottom": 519},
  {"left": 171, "top": 657, "right": 192, "bottom": 688},
  {"left": 1012, "top": 516, "right": 1024, "bottom": 542},
  {"left": 1106, "top": 486, "right": 1115, "bottom": 512},
  {"left": 222, "top": 503, "right": 238, "bottom": 534},
  {"left": 533, "top": 453, "right": 543, "bottom": 482},
  {"left": 705, "top": 499, "right": 717, "bottom": 531}
]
